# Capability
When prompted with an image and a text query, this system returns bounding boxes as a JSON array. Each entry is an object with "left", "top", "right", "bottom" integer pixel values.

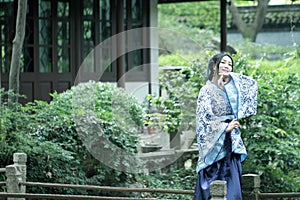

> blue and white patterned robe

[{"left": 196, "top": 72, "right": 258, "bottom": 173}]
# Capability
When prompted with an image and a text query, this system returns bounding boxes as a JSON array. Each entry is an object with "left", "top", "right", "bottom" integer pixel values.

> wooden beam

[
  {"left": 220, "top": 0, "right": 227, "bottom": 52},
  {"left": 116, "top": 0, "right": 125, "bottom": 88}
]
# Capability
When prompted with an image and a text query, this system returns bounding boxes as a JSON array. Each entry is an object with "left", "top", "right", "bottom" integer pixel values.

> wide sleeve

[
  {"left": 229, "top": 72, "right": 258, "bottom": 119},
  {"left": 196, "top": 85, "right": 231, "bottom": 166}
]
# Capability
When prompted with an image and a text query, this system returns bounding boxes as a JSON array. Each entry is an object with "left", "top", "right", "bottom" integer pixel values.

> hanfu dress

[{"left": 194, "top": 72, "right": 258, "bottom": 200}]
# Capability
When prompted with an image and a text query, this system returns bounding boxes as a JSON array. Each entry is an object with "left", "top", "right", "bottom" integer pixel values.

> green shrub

[
  {"left": 0, "top": 90, "right": 84, "bottom": 194},
  {"left": 233, "top": 53, "right": 300, "bottom": 192},
  {"left": 0, "top": 81, "right": 145, "bottom": 195},
  {"left": 159, "top": 54, "right": 191, "bottom": 67},
  {"left": 138, "top": 153, "right": 198, "bottom": 200},
  {"left": 158, "top": 1, "right": 220, "bottom": 33}
]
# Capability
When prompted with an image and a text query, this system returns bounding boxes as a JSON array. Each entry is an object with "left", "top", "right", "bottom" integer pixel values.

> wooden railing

[
  {"left": 0, "top": 153, "right": 194, "bottom": 200},
  {"left": 1, "top": 153, "right": 300, "bottom": 200}
]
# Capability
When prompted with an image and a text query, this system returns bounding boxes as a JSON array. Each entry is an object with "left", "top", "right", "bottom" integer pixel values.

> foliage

[
  {"left": 0, "top": 82, "right": 145, "bottom": 195},
  {"left": 158, "top": 12, "right": 216, "bottom": 56},
  {"left": 158, "top": 1, "right": 220, "bottom": 33},
  {"left": 140, "top": 169, "right": 195, "bottom": 199},
  {"left": 231, "top": 41, "right": 296, "bottom": 60},
  {"left": 0, "top": 90, "right": 85, "bottom": 195},
  {"left": 145, "top": 93, "right": 183, "bottom": 135},
  {"left": 233, "top": 52, "right": 300, "bottom": 192},
  {"left": 139, "top": 154, "right": 198, "bottom": 199},
  {"left": 159, "top": 54, "right": 192, "bottom": 67}
]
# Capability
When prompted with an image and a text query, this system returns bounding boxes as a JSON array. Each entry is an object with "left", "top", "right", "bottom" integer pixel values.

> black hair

[{"left": 207, "top": 53, "right": 234, "bottom": 81}]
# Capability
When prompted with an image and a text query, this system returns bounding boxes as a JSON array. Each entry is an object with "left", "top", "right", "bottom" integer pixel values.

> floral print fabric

[{"left": 196, "top": 73, "right": 258, "bottom": 173}]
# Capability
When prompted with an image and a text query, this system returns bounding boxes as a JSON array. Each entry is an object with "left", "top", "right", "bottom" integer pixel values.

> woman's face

[{"left": 218, "top": 55, "right": 233, "bottom": 74}]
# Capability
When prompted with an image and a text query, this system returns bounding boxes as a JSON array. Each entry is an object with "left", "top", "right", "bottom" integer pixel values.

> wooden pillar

[
  {"left": 242, "top": 174, "right": 261, "bottom": 200},
  {"left": 220, "top": 0, "right": 227, "bottom": 52},
  {"left": 116, "top": 0, "right": 125, "bottom": 88}
]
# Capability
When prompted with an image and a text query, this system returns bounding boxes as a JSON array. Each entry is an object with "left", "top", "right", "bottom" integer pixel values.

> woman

[{"left": 194, "top": 53, "right": 258, "bottom": 200}]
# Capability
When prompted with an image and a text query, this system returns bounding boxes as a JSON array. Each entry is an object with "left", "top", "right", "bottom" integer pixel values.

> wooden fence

[{"left": 0, "top": 153, "right": 299, "bottom": 200}]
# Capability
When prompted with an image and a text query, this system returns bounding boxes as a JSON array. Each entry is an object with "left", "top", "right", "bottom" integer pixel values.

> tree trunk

[
  {"left": 229, "top": 0, "right": 270, "bottom": 42},
  {"left": 8, "top": 0, "right": 27, "bottom": 103}
]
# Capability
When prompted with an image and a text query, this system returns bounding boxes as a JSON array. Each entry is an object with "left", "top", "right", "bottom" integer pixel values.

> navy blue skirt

[{"left": 193, "top": 154, "right": 242, "bottom": 200}]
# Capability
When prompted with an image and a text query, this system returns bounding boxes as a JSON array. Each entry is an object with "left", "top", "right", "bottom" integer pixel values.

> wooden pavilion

[{"left": 0, "top": 0, "right": 228, "bottom": 103}]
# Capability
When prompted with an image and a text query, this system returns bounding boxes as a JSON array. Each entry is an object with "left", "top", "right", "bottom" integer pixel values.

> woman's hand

[
  {"left": 217, "top": 73, "right": 230, "bottom": 89},
  {"left": 226, "top": 118, "right": 240, "bottom": 132},
  {"left": 217, "top": 74, "right": 224, "bottom": 88}
]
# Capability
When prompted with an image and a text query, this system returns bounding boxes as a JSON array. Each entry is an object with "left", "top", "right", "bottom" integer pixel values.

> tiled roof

[
  {"left": 229, "top": 4, "right": 300, "bottom": 30},
  {"left": 158, "top": 0, "right": 208, "bottom": 3}
]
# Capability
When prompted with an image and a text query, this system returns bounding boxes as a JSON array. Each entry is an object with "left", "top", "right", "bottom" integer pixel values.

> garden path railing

[{"left": 0, "top": 153, "right": 300, "bottom": 200}]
